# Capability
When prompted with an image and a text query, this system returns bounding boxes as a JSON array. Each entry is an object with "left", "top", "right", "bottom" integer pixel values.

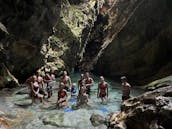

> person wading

[
  {"left": 36, "top": 69, "right": 47, "bottom": 98},
  {"left": 60, "top": 71, "right": 71, "bottom": 92},
  {"left": 57, "top": 82, "right": 68, "bottom": 108},
  {"left": 78, "top": 74, "right": 84, "bottom": 91},
  {"left": 31, "top": 75, "right": 45, "bottom": 104},
  {"left": 44, "top": 71, "right": 53, "bottom": 99},
  {"left": 97, "top": 76, "right": 108, "bottom": 104},
  {"left": 83, "top": 72, "right": 94, "bottom": 97},
  {"left": 121, "top": 76, "right": 131, "bottom": 101}
]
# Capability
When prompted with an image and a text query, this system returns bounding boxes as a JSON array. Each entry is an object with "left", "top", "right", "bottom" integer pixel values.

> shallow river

[{"left": 0, "top": 73, "right": 144, "bottom": 129}]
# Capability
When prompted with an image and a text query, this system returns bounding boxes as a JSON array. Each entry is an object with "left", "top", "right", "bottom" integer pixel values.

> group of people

[
  {"left": 26, "top": 68, "right": 56, "bottom": 104},
  {"left": 26, "top": 67, "right": 131, "bottom": 108}
]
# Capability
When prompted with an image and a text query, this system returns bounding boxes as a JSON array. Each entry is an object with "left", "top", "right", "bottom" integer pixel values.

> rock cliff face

[
  {"left": 0, "top": 0, "right": 104, "bottom": 86},
  {"left": 86, "top": 0, "right": 172, "bottom": 84},
  {"left": 0, "top": 0, "right": 172, "bottom": 87},
  {"left": 0, "top": 0, "right": 61, "bottom": 83}
]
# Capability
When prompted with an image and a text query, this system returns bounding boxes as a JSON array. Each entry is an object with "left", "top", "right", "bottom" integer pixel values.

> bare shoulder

[
  {"left": 90, "top": 77, "right": 93, "bottom": 81},
  {"left": 126, "top": 82, "right": 131, "bottom": 87}
]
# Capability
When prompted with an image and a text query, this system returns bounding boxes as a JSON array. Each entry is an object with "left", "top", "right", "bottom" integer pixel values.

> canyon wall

[{"left": 0, "top": 0, "right": 172, "bottom": 87}]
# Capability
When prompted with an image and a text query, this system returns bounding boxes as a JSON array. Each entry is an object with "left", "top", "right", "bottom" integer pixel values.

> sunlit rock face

[
  {"left": 0, "top": 0, "right": 104, "bottom": 85},
  {"left": 48, "top": 0, "right": 104, "bottom": 73},
  {"left": 0, "top": 0, "right": 172, "bottom": 86}
]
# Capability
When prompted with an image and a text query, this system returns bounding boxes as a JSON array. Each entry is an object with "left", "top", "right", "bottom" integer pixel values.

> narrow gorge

[
  {"left": 0, "top": 0, "right": 172, "bottom": 129},
  {"left": 1, "top": 0, "right": 172, "bottom": 86}
]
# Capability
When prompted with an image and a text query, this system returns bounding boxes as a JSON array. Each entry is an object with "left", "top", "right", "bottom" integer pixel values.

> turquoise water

[
  {"left": 0, "top": 72, "right": 144, "bottom": 129},
  {"left": 68, "top": 72, "right": 144, "bottom": 112}
]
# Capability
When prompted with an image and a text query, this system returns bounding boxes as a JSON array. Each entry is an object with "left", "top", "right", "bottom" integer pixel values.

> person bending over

[{"left": 57, "top": 82, "right": 68, "bottom": 108}]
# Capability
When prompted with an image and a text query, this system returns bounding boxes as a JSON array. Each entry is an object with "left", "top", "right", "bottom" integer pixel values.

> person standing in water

[
  {"left": 57, "top": 82, "right": 68, "bottom": 108},
  {"left": 97, "top": 76, "right": 108, "bottom": 103},
  {"left": 31, "top": 75, "right": 45, "bottom": 104},
  {"left": 78, "top": 74, "right": 84, "bottom": 90},
  {"left": 77, "top": 82, "right": 89, "bottom": 106},
  {"left": 60, "top": 71, "right": 71, "bottom": 92},
  {"left": 44, "top": 71, "right": 53, "bottom": 99},
  {"left": 121, "top": 76, "right": 131, "bottom": 101},
  {"left": 83, "top": 72, "right": 94, "bottom": 97},
  {"left": 36, "top": 69, "right": 47, "bottom": 98}
]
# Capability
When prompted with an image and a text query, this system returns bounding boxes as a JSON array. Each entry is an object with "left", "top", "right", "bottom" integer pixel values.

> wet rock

[
  {"left": 42, "top": 109, "right": 106, "bottom": 129},
  {"left": 113, "top": 121, "right": 126, "bottom": 129},
  {"left": 107, "top": 76, "right": 172, "bottom": 129},
  {"left": 25, "top": 118, "right": 58, "bottom": 129},
  {"left": 15, "top": 99, "right": 32, "bottom": 107},
  {"left": 90, "top": 113, "right": 106, "bottom": 126},
  {"left": 0, "top": 63, "right": 20, "bottom": 88},
  {"left": 0, "top": 117, "right": 10, "bottom": 129},
  {"left": 14, "top": 87, "right": 29, "bottom": 95},
  {"left": 145, "top": 75, "right": 172, "bottom": 91}
]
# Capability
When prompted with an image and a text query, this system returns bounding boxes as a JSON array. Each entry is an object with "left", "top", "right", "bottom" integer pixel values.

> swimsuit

[
  {"left": 99, "top": 83, "right": 107, "bottom": 98},
  {"left": 61, "top": 76, "right": 70, "bottom": 91},
  {"left": 33, "top": 83, "right": 39, "bottom": 97},
  {"left": 85, "top": 78, "right": 92, "bottom": 95},
  {"left": 58, "top": 90, "right": 67, "bottom": 100}
]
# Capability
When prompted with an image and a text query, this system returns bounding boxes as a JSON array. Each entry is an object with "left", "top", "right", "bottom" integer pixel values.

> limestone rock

[
  {"left": 107, "top": 76, "right": 172, "bottom": 129},
  {"left": 145, "top": 75, "right": 172, "bottom": 91},
  {"left": 15, "top": 99, "right": 32, "bottom": 107},
  {"left": 42, "top": 109, "right": 106, "bottom": 129},
  {"left": 0, "top": 63, "right": 20, "bottom": 88},
  {"left": 81, "top": 0, "right": 172, "bottom": 84},
  {"left": 90, "top": 113, "right": 106, "bottom": 127}
]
